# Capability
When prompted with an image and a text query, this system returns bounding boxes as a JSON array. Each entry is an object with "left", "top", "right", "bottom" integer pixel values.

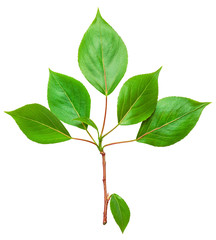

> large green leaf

[
  {"left": 5, "top": 104, "right": 71, "bottom": 144},
  {"left": 110, "top": 194, "right": 130, "bottom": 233},
  {"left": 117, "top": 67, "right": 161, "bottom": 125},
  {"left": 137, "top": 97, "right": 210, "bottom": 146},
  {"left": 48, "top": 69, "right": 91, "bottom": 129},
  {"left": 78, "top": 9, "right": 128, "bottom": 95}
]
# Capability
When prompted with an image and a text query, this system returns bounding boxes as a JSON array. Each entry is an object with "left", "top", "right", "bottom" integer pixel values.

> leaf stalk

[
  {"left": 100, "top": 95, "right": 108, "bottom": 137},
  {"left": 72, "top": 137, "right": 97, "bottom": 146},
  {"left": 102, "top": 123, "right": 119, "bottom": 138}
]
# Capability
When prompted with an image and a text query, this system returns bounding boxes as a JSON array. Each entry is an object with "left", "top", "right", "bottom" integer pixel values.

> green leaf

[
  {"left": 73, "top": 117, "right": 99, "bottom": 134},
  {"left": 117, "top": 67, "right": 161, "bottom": 125},
  {"left": 48, "top": 69, "right": 91, "bottom": 130},
  {"left": 110, "top": 194, "right": 130, "bottom": 233},
  {"left": 137, "top": 97, "right": 210, "bottom": 146},
  {"left": 5, "top": 104, "right": 71, "bottom": 144},
  {"left": 78, "top": 9, "right": 128, "bottom": 95}
]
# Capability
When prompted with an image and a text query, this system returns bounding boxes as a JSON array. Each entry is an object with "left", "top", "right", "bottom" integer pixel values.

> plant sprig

[{"left": 5, "top": 9, "right": 210, "bottom": 233}]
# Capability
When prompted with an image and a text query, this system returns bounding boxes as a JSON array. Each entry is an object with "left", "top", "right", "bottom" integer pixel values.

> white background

[{"left": 0, "top": 0, "right": 216, "bottom": 239}]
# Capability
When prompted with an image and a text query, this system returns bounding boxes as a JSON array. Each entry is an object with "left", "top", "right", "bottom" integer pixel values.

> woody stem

[{"left": 100, "top": 151, "right": 110, "bottom": 225}]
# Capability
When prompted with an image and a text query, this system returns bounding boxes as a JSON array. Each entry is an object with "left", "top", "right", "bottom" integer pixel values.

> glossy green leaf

[
  {"left": 5, "top": 104, "right": 71, "bottom": 144},
  {"left": 117, "top": 67, "right": 161, "bottom": 125},
  {"left": 48, "top": 69, "right": 91, "bottom": 130},
  {"left": 110, "top": 194, "right": 130, "bottom": 233},
  {"left": 78, "top": 9, "right": 128, "bottom": 95},
  {"left": 73, "top": 117, "right": 99, "bottom": 134},
  {"left": 137, "top": 97, "right": 210, "bottom": 146}
]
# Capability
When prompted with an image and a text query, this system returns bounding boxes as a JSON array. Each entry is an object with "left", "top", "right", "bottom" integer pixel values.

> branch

[
  {"left": 103, "top": 139, "right": 136, "bottom": 148},
  {"left": 103, "top": 130, "right": 153, "bottom": 148},
  {"left": 72, "top": 137, "right": 97, "bottom": 146},
  {"left": 102, "top": 123, "right": 119, "bottom": 138},
  {"left": 100, "top": 95, "right": 108, "bottom": 137}
]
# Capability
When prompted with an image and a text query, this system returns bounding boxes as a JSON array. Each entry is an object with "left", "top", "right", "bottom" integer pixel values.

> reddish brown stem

[
  {"left": 100, "top": 151, "right": 110, "bottom": 225},
  {"left": 103, "top": 138, "right": 136, "bottom": 148},
  {"left": 103, "top": 128, "right": 157, "bottom": 148},
  {"left": 102, "top": 123, "right": 119, "bottom": 138},
  {"left": 100, "top": 95, "right": 108, "bottom": 137},
  {"left": 72, "top": 137, "right": 97, "bottom": 146}
]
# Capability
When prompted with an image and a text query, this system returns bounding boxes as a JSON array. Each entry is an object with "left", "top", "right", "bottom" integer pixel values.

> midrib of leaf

[
  {"left": 52, "top": 73, "right": 81, "bottom": 119},
  {"left": 137, "top": 103, "right": 207, "bottom": 140},
  {"left": 13, "top": 115, "right": 71, "bottom": 139},
  {"left": 39, "top": 108, "right": 59, "bottom": 130},
  {"left": 119, "top": 72, "right": 157, "bottom": 124},
  {"left": 99, "top": 20, "right": 108, "bottom": 95}
]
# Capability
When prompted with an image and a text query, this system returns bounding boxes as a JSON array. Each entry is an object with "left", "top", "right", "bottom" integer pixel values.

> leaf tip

[
  {"left": 96, "top": 8, "right": 101, "bottom": 17},
  {"left": 157, "top": 66, "right": 163, "bottom": 73},
  {"left": 4, "top": 109, "right": 15, "bottom": 116},
  {"left": 120, "top": 226, "right": 126, "bottom": 234},
  {"left": 4, "top": 110, "right": 10, "bottom": 115},
  {"left": 201, "top": 101, "right": 211, "bottom": 108},
  {"left": 96, "top": 8, "right": 103, "bottom": 21}
]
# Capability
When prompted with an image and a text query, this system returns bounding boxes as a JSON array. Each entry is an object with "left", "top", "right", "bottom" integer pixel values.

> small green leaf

[
  {"left": 117, "top": 67, "right": 161, "bottom": 125},
  {"left": 110, "top": 194, "right": 130, "bottom": 233},
  {"left": 73, "top": 117, "right": 99, "bottom": 134},
  {"left": 78, "top": 9, "right": 128, "bottom": 95},
  {"left": 48, "top": 69, "right": 91, "bottom": 129},
  {"left": 137, "top": 97, "right": 210, "bottom": 146},
  {"left": 5, "top": 104, "right": 71, "bottom": 144}
]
